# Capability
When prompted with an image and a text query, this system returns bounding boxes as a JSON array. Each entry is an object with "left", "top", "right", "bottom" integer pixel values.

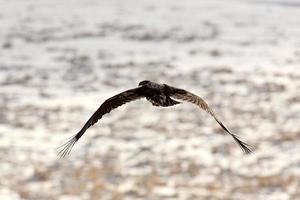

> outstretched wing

[
  {"left": 167, "top": 85, "right": 252, "bottom": 154},
  {"left": 58, "top": 86, "right": 146, "bottom": 158}
]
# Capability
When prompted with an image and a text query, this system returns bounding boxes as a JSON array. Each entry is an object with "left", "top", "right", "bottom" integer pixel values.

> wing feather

[
  {"left": 58, "top": 86, "right": 145, "bottom": 158},
  {"left": 167, "top": 85, "right": 252, "bottom": 154}
]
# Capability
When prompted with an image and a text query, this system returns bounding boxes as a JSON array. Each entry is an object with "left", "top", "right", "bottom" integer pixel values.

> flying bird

[{"left": 58, "top": 80, "right": 252, "bottom": 157}]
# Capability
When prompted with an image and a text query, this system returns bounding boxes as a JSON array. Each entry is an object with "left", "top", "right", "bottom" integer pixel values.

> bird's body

[
  {"left": 58, "top": 80, "right": 252, "bottom": 157},
  {"left": 139, "top": 81, "right": 181, "bottom": 107}
]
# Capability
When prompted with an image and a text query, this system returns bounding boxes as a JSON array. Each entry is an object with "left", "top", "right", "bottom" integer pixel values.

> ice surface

[{"left": 0, "top": 0, "right": 300, "bottom": 199}]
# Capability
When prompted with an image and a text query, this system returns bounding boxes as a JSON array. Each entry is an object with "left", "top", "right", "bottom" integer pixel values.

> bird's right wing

[
  {"left": 58, "top": 86, "right": 146, "bottom": 158},
  {"left": 167, "top": 85, "right": 252, "bottom": 154}
]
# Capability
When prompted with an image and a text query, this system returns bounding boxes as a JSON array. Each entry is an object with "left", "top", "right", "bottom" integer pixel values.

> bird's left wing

[
  {"left": 166, "top": 85, "right": 252, "bottom": 154},
  {"left": 58, "top": 86, "right": 146, "bottom": 158}
]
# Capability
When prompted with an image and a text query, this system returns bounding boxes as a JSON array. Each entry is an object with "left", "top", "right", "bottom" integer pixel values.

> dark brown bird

[{"left": 58, "top": 80, "right": 252, "bottom": 157}]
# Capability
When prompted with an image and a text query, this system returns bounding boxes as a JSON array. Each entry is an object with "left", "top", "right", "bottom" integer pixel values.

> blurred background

[{"left": 0, "top": 0, "right": 300, "bottom": 199}]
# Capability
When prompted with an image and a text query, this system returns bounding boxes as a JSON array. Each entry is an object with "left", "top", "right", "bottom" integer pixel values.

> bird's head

[{"left": 138, "top": 80, "right": 151, "bottom": 86}]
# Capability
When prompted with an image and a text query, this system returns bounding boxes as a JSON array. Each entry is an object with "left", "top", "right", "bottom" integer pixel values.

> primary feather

[
  {"left": 57, "top": 87, "right": 145, "bottom": 158},
  {"left": 167, "top": 86, "right": 252, "bottom": 154}
]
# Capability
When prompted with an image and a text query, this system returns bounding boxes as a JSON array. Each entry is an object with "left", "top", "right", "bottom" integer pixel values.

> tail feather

[{"left": 162, "top": 97, "right": 181, "bottom": 107}]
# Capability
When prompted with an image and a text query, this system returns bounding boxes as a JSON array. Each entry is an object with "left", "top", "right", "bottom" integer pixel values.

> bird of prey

[{"left": 58, "top": 80, "right": 252, "bottom": 157}]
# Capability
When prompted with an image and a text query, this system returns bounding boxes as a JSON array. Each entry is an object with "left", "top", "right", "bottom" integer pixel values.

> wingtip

[
  {"left": 215, "top": 120, "right": 253, "bottom": 154},
  {"left": 57, "top": 135, "right": 78, "bottom": 159},
  {"left": 232, "top": 135, "right": 253, "bottom": 155}
]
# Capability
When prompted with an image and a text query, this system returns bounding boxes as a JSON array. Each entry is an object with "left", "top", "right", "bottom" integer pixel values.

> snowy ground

[{"left": 0, "top": 0, "right": 300, "bottom": 199}]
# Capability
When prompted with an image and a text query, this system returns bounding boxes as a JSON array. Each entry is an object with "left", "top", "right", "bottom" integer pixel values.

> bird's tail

[{"left": 162, "top": 97, "right": 181, "bottom": 107}]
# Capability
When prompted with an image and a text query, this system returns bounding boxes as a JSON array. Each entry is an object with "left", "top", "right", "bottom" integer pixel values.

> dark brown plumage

[{"left": 58, "top": 80, "right": 252, "bottom": 158}]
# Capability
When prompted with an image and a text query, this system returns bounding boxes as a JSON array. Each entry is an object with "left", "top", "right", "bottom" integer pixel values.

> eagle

[{"left": 58, "top": 80, "right": 252, "bottom": 157}]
